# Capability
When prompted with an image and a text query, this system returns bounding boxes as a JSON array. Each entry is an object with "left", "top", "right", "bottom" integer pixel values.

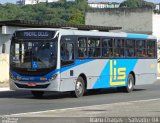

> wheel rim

[
  {"left": 76, "top": 81, "right": 83, "bottom": 95},
  {"left": 128, "top": 77, "right": 133, "bottom": 89}
]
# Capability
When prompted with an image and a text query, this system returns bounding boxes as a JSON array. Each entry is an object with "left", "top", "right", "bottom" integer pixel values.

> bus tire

[
  {"left": 71, "top": 76, "right": 85, "bottom": 98},
  {"left": 31, "top": 91, "right": 44, "bottom": 98},
  {"left": 118, "top": 74, "right": 134, "bottom": 93},
  {"left": 124, "top": 74, "right": 134, "bottom": 93}
]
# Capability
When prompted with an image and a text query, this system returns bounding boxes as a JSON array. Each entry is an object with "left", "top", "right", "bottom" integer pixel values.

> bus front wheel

[
  {"left": 71, "top": 76, "right": 85, "bottom": 98},
  {"left": 31, "top": 91, "right": 44, "bottom": 98}
]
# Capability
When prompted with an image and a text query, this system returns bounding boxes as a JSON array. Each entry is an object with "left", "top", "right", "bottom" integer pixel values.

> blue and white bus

[{"left": 9, "top": 28, "right": 157, "bottom": 98}]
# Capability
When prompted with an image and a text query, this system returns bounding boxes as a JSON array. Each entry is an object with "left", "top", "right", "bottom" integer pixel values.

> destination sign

[
  {"left": 15, "top": 30, "right": 56, "bottom": 39},
  {"left": 24, "top": 31, "right": 49, "bottom": 37}
]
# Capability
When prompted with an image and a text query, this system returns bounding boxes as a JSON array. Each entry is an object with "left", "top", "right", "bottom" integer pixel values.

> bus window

[
  {"left": 114, "top": 39, "right": 124, "bottom": 57},
  {"left": 146, "top": 40, "right": 156, "bottom": 58},
  {"left": 136, "top": 40, "right": 146, "bottom": 57},
  {"left": 125, "top": 40, "right": 135, "bottom": 58},
  {"left": 88, "top": 38, "right": 101, "bottom": 58},
  {"left": 78, "top": 37, "right": 87, "bottom": 58},
  {"left": 61, "top": 43, "right": 74, "bottom": 67},
  {"left": 102, "top": 38, "right": 113, "bottom": 57}
]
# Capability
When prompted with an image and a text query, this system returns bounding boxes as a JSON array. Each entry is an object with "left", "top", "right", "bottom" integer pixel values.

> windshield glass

[{"left": 10, "top": 41, "right": 57, "bottom": 69}]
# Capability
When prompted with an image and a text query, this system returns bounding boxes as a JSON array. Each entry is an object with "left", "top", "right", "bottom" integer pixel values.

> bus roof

[{"left": 16, "top": 28, "right": 157, "bottom": 40}]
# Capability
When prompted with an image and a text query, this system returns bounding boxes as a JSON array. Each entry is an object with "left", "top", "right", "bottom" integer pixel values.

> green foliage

[
  {"left": 119, "top": 0, "right": 155, "bottom": 8},
  {"left": 0, "top": 0, "right": 88, "bottom": 24}
]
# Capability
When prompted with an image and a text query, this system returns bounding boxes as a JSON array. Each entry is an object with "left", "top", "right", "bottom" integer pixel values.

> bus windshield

[{"left": 10, "top": 41, "right": 57, "bottom": 69}]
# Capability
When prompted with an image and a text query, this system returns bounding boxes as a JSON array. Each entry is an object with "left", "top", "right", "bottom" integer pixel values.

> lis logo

[{"left": 110, "top": 60, "right": 126, "bottom": 86}]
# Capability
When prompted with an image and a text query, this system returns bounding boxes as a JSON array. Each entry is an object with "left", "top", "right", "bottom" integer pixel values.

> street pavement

[{"left": 0, "top": 80, "right": 160, "bottom": 123}]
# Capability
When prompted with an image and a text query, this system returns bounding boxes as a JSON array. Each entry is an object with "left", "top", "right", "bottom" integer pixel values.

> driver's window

[{"left": 61, "top": 43, "right": 74, "bottom": 67}]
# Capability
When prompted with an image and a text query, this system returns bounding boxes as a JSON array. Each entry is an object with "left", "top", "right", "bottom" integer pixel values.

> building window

[{"left": 2, "top": 43, "right": 6, "bottom": 53}]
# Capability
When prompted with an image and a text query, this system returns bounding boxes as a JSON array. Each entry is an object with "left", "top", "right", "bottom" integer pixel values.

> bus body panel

[
  {"left": 59, "top": 59, "right": 157, "bottom": 91},
  {"left": 10, "top": 59, "right": 157, "bottom": 92},
  {"left": 10, "top": 73, "right": 61, "bottom": 91},
  {"left": 134, "top": 59, "right": 157, "bottom": 85}
]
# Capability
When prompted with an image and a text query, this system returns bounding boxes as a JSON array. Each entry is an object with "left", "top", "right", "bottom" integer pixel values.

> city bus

[{"left": 9, "top": 28, "right": 157, "bottom": 98}]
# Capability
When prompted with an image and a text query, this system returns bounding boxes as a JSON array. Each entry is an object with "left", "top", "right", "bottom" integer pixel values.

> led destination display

[{"left": 15, "top": 30, "right": 56, "bottom": 39}]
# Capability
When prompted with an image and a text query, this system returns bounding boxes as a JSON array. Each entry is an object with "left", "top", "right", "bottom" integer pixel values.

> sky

[{"left": 0, "top": 0, "right": 159, "bottom": 4}]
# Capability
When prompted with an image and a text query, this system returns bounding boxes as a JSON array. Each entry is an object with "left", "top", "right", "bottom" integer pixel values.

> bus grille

[{"left": 15, "top": 83, "right": 50, "bottom": 89}]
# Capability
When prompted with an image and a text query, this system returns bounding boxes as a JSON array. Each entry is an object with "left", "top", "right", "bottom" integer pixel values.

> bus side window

[
  {"left": 88, "top": 38, "right": 101, "bottom": 58},
  {"left": 78, "top": 37, "right": 87, "bottom": 58},
  {"left": 125, "top": 39, "right": 135, "bottom": 58},
  {"left": 61, "top": 43, "right": 74, "bottom": 67},
  {"left": 136, "top": 40, "right": 146, "bottom": 57},
  {"left": 146, "top": 40, "right": 156, "bottom": 58},
  {"left": 114, "top": 39, "right": 124, "bottom": 57},
  {"left": 102, "top": 38, "right": 113, "bottom": 57}
]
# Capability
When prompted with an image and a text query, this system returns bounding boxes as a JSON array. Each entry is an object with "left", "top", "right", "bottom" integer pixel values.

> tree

[
  {"left": 0, "top": 0, "right": 88, "bottom": 24},
  {"left": 119, "top": 0, "right": 155, "bottom": 8}
]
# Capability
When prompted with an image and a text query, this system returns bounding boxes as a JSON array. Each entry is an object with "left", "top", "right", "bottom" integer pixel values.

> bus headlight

[{"left": 50, "top": 74, "right": 58, "bottom": 81}]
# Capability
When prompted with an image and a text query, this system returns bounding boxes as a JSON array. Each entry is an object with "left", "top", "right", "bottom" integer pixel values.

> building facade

[
  {"left": 88, "top": 2, "right": 120, "bottom": 9},
  {"left": 16, "top": 0, "right": 59, "bottom": 5},
  {"left": 86, "top": 7, "right": 160, "bottom": 38}
]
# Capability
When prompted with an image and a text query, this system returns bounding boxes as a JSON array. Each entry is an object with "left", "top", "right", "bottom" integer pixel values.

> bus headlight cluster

[{"left": 50, "top": 74, "right": 58, "bottom": 81}]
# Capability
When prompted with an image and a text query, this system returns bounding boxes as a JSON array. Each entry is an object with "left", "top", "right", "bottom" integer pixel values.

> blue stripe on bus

[
  {"left": 11, "top": 59, "right": 94, "bottom": 83},
  {"left": 93, "top": 59, "right": 138, "bottom": 89},
  {"left": 60, "top": 59, "right": 94, "bottom": 73},
  {"left": 127, "top": 33, "right": 149, "bottom": 39}
]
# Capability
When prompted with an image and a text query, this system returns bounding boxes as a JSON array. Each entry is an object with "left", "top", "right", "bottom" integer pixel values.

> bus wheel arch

[
  {"left": 129, "top": 71, "right": 136, "bottom": 85},
  {"left": 79, "top": 73, "right": 87, "bottom": 90},
  {"left": 117, "top": 71, "right": 135, "bottom": 93},
  {"left": 71, "top": 73, "right": 87, "bottom": 98}
]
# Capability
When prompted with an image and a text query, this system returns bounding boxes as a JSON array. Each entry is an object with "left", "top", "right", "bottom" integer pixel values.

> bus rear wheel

[
  {"left": 31, "top": 91, "right": 44, "bottom": 98},
  {"left": 118, "top": 74, "right": 134, "bottom": 93},
  {"left": 71, "top": 76, "right": 85, "bottom": 98}
]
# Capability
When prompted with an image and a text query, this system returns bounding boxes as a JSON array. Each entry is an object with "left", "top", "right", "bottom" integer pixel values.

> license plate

[{"left": 27, "top": 82, "right": 37, "bottom": 87}]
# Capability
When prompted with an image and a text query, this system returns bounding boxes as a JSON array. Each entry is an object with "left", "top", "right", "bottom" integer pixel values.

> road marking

[{"left": 6, "top": 98, "right": 160, "bottom": 117}]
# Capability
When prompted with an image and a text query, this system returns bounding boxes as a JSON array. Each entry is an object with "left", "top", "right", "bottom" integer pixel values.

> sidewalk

[
  {"left": 0, "top": 82, "right": 10, "bottom": 91},
  {"left": 0, "top": 87, "right": 10, "bottom": 91}
]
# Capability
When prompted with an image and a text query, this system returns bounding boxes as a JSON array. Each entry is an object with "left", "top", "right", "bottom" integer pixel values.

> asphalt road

[{"left": 0, "top": 80, "right": 160, "bottom": 116}]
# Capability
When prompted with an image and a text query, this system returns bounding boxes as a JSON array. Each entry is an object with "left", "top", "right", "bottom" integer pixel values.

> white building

[
  {"left": 88, "top": 2, "right": 120, "bottom": 9},
  {"left": 155, "top": 4, "right": 160, "bottom": 10},
  {"left": 17, "top": 0, "right": 59, "bottom": 5}
]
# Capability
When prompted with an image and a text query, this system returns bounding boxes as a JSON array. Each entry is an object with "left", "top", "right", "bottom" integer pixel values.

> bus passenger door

[{"left": 60, "top": 36, "right": 76, "bottom": 91}]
